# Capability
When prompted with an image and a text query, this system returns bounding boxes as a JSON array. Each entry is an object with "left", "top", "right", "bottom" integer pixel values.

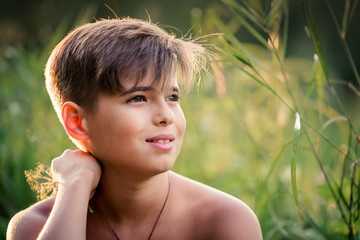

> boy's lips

[{"left": 145, "top": 134, "right": 175, "bottom": 150}]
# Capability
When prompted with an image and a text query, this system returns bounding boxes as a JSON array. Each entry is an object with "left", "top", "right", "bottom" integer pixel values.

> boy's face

[{"left": 84, "top": 71, "right": 186, "bottom": 176}]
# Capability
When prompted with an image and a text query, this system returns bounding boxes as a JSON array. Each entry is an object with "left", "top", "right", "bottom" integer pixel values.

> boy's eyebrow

[
  {"left": 121, "top": 86, "right": 180, "bottom": 96},
  {"left": 121, "top": 86, "right": 154, "bottom": 95}
]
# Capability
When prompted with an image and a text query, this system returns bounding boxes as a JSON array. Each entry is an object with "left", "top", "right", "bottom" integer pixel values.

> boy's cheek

[{"left": 177, "top": 112, "right": 186, "bottom": 135}]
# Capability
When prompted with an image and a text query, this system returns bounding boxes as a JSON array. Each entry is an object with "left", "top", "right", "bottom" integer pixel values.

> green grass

[
  {"left": 194, "top": 0, "right": 360, "bottom": 239},
  {"left": 1, "top": 1, "right": 359, "bottom": 239}
]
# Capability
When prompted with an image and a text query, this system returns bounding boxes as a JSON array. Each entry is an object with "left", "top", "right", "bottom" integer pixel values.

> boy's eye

[
  {"left": 166, "top": 94, "right": 180, "bottom": 102},
  {"left": 127, "top": 95, "right": 147, "bottom": 103}
]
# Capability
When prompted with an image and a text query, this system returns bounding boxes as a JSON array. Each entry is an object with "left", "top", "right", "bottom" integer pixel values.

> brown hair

[{"left": 45, "top": 18, "right": 207, "bottom": 120}]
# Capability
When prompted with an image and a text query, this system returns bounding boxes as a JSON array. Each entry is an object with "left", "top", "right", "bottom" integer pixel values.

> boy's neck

[{"left": 92, "top": 169, "right": 171, "bottom": 224}]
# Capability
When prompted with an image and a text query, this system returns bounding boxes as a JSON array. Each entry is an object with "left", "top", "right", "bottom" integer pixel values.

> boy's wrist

[{"left": 56, "top": 175, "right": 94, "bottom": 197}]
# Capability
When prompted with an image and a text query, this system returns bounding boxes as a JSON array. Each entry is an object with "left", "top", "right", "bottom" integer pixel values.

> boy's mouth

[
  {"left": 146, "top": 139, "right": 172, "bottom": 143},
  {"left": 145, "top": 134, "right": 175, "bottom": 142},
  {"left": 145, "top": 134, "right": 175, "bottom": 150}
]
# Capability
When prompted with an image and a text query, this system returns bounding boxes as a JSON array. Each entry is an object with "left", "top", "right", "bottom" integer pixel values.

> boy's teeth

[{"left": 151, "top": 140, "right": 170, "bottom": 143}]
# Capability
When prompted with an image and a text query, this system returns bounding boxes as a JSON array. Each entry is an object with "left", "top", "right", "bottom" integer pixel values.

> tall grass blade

[
  {"left": 281, "top": 2, "right": 289, "bottom": 59},
  {"left": 291, "top": 112, "right": 303, "bottom": 221},
  {"left": 230, "top": 11, "right": 271, "bottom": 49},
  {"left": 217, "top": 36, "right": 253, "bottom": 67},
  {"left": 266, "top": 141, "right": 291, "bottom": 179},
  {"left": 265, "top": 0, "right": 285, "bottom": 25},
  {"left": 239, "top": 0, "right": 265, "bottom": 17},
  {"left": 320, "top": 116, "right": 348, "bottom": 132},
  {"left": 324, "top": 0, "right": 360, "bottom": 86},
  {"left": 223, "top": 0, "right": 266, "bottom": 31},
  {"left": 237, "top": 67, "right": 273, "bottom": 92},
  {"left": 340, "top": 127, "right": 352, "bottom": 190},
  {"left": 209, "top": 10, "right": 288, "bottom": 85},
  {"left": 348, "top": 83, "right": 360, "bottom": 97},
  {"left": 342, "top": 0, "right": 350, "bottom": 35},
  {"left": 217, "top": 2, "right": 270, "bottom": 49},
  {"left": 349, "top": 0, "right": 360, "bottom": 23},
  {"left": 308, "top": 12, "right": 329, "bottom": 80},
  {"left": 305, "top": 2, "right": 360, "bottom": 137},
  {"left": 208, "top": 10, "right": 247, "bottom": 53},
  {"left": 311, "top": 54, "right": 325, "bottom": 104}
]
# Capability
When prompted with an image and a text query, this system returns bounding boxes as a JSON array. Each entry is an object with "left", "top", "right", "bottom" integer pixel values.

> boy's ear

[{"left": 62, "top": 101, "right": 89, "bottom": 140}]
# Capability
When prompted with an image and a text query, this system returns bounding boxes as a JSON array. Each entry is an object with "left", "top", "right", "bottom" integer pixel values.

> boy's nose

[{"left": 152, "top": 100, "right": 175, "bottom": 126}]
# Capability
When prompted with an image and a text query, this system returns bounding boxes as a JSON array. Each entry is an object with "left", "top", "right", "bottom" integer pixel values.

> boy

[{"left": 7, "top": 18, "right": 262, "bottom": 240}]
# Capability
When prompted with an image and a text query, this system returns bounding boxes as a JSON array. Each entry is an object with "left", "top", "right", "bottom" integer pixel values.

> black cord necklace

[{"left": 91, "top": 177, "right": 171, "bottom": 240}]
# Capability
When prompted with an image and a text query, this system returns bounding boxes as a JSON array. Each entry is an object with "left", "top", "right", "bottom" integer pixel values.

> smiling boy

[{"left": 7, "top": 18, "right": 262, "bottom": 240}]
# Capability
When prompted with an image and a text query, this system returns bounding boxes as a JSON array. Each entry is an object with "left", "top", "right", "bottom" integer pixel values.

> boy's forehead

[{"left": 122, "top": 69, "right": 179, "bottom": 91}]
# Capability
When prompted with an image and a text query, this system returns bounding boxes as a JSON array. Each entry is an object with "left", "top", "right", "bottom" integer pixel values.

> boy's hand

[{"left": 51, "top": 149, "right": 102, "bottom": 199}]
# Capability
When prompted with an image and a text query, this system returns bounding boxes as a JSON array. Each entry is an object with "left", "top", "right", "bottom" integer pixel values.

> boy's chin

[{"left": 139, "top": 159, "right": 175, "bottom": 177}]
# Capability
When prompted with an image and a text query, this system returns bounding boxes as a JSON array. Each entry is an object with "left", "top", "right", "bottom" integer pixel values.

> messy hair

[{"left": 45, "top": 18, "right": 207, "bottom": 120}]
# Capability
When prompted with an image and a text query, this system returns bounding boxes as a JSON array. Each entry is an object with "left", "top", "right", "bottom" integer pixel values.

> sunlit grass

[
  {"left": 196, "top": 0, "right": 360, "bottom": 239},
  {"left": 1, "top": 1, "right": 359, "bottom": 239}
]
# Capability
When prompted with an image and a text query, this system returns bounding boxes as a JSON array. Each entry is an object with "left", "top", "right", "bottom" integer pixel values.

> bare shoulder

[
  {"left": 169, "top": 171, "right": 262, "bottom": 240},
  {"left": 7, "top": 197, "right": 55, "bottom": 240}
]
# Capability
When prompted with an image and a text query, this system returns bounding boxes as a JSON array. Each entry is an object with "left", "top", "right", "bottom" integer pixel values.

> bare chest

[{"left": 85, "top": 208, "right": 212, "bottom": 240}]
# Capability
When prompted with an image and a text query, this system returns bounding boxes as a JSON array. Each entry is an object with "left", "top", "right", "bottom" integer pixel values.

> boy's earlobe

[{"left": 62, "top": 101, "right": 89, "bottom": 140}]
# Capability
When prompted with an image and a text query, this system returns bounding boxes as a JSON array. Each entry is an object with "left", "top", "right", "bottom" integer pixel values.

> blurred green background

[{"left": 1, "top": 0, "right": 359, "bottom": 239}]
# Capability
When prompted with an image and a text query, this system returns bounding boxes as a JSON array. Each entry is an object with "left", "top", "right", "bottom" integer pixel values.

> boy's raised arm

[{"left": 7, "top": 150, "right": 101, "bottom": 240}]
